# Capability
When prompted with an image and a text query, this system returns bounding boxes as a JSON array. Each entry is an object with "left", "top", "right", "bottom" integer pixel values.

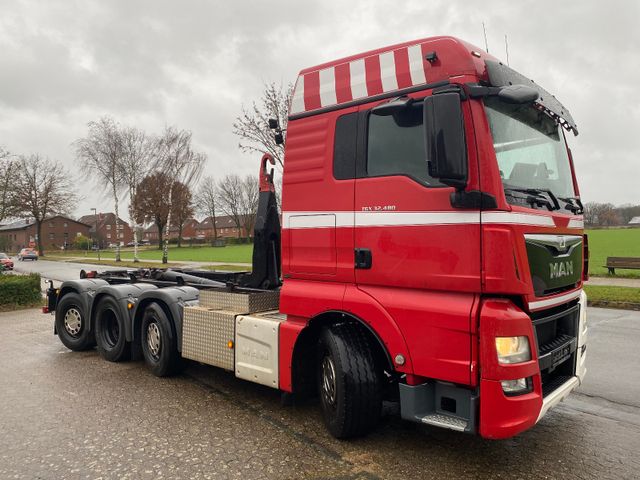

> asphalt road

[
  {"left": 12, "top": 258, "right": 121, "bottom": 284},
  {"left": 0, "top": 306, "right": 638, "bottom": 479}
]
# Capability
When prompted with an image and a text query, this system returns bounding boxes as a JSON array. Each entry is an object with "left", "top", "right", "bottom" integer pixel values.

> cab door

[
  {"left": 353, "top": 93, "right": 481, "bottom": 292},
  {"left": 351, "top": 92, "right": 481, "bottom": 385}
]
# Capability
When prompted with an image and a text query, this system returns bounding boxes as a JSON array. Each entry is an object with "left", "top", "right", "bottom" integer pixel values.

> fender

[
  {"left": 279, "top": 279, "right": 413, "bottom": 392},
  {"left": 92, "top": 283, "right": 158, "bottom": 341},
  {"left": 56, "top": 279, "right": 109, "bottom": 326},
  {"left": 132, "top": 286, "right": 199, "bottom": 349}
]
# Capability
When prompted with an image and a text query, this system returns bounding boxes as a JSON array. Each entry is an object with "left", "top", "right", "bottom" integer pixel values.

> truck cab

[{"left": 280, "top": 36, "right": 586, "bottom": 439}]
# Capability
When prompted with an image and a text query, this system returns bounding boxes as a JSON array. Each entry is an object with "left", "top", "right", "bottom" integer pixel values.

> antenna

[
  {"left": 504, "top": 34, "right": 510, "bottom": 66},
  {"left": 482, "top": 22, "right": 489, "bottom": 53}
]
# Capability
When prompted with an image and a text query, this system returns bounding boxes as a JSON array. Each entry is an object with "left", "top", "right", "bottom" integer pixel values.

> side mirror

[
  {"left": 497, "top": 85, "right": 539, "bottom": 104},
  {"left": 424, "top": 93, "right": 468, "bottom": 189}
]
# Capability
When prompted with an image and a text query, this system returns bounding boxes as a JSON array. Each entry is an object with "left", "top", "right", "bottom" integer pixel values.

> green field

[
  {"left": 586, "top": 229, "right": 640, "bottom": 277},
  {"left": 584, "top": 285, "right": 640, "bottom": 308},
  {"left": 49, "top": 244, "right": 253, "bottom": 264}
]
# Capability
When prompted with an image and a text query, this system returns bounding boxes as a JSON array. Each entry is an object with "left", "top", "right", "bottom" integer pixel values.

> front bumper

[{"left": 478, "top": 290, "right": 587, "bottom": 439}]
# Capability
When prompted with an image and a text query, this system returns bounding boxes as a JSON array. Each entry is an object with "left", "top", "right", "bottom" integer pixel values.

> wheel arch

[{"left": 290, "top": 310, "right": 395, "bottom": 397}]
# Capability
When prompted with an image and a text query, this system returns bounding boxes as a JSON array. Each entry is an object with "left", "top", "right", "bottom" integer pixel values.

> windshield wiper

[
  {"left": 504, "top": 187, "right": 560, "bottom": 211},
  {"left": 558, "top": 196, "right": 584, "bottom": 214}
]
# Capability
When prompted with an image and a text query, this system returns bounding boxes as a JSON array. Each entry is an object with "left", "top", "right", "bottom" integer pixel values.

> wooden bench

[{"left": 604, "top": 257, "right": 640, "bottom": 275}]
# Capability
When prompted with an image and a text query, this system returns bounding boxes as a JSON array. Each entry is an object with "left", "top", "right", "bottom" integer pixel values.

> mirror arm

[{"left": 466, "top": 84, "right": 502, "bottom": 99}]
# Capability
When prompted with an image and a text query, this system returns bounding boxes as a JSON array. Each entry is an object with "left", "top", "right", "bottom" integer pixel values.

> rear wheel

[
  {"left": 317, "top": 323, "right": 382, "bottom": 438},
  {"left": 55, "top": 293, "right": 94, "bottom": 351},
  {"left": 94, "top": 297, "right": 130, "bottom": 362},
  {"left": 140, "top": 302, "right": 181, "bottom": 377}
]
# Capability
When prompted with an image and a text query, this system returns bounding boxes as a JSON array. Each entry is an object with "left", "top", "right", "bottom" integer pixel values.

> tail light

[{"left": 583, "top": 233, "right": 589, "bottom": 281}]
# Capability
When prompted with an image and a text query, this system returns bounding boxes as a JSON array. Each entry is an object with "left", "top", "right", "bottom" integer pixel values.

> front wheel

[
  {"left": 140, "top": 302, "right": 181, "bottom": 377},
  {"left": 317, "top": 323, "right": 382, "bottom": 438}
]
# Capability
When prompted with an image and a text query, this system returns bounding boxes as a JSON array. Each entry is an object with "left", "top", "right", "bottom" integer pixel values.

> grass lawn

[
  {"left": 48, "top": 244, "right": 253, "bottom": 264},
  {"left": 584, "top": 285, "right": 640, "bottom": 308},
  {"left": 586, "top": 228, "right": 640, "bottom": 277}
]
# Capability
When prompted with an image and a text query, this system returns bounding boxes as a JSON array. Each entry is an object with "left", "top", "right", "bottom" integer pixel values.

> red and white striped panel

[{"left": 290, "top": 42, "right": 431, "bottom": 116}]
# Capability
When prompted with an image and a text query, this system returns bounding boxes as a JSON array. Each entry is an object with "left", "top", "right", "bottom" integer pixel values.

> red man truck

[{"left": 46, "top": 36, "right": 587, "bottom": 439}]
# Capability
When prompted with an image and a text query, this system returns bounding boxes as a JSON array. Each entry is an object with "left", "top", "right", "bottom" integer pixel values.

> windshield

[{"left": 484, "top": 97, "right": 575, "bottom": 204}]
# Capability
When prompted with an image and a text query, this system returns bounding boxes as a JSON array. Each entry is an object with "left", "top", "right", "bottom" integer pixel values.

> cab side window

[{"left": 366, "top": 103, "right": 441, "bottom": 186}]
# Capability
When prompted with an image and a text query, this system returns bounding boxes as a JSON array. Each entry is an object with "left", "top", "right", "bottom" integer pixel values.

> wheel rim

[
  {"left": 147, "top": 322, "right": 161, "bottom": 360},
  {"left": 64, "top": 308, "right": 82, "bottom": 336},
  {"left": 321, "top": 356, "right": 337, "bottom": 407}
]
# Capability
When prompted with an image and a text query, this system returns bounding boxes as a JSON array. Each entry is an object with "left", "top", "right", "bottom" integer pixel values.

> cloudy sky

[{"left": 0, "top": 0, "right": 638, "bottom": 218}]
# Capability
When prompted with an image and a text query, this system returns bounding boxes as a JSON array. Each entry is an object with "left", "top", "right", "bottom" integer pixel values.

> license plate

[{"left": 552, "top": 344, "right": 571, "bottom": 367}]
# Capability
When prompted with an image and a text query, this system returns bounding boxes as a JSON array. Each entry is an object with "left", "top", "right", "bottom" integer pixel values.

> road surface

[{"left": 0, "top": 305, "right": 638, "bottom": 479}]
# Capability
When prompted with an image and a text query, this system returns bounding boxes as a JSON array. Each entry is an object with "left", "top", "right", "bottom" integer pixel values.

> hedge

[{"left": 0, "top": 274, "right": 42, "bottom": 307}]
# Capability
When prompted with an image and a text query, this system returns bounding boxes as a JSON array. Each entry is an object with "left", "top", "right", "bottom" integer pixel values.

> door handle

[{"left": 355, "top": 248, "right": 372, "bottom": 269}]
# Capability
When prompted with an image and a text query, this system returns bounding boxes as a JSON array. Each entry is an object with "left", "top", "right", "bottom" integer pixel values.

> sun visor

[{"left": 485, "top": 60, "right": 578, "bottom": 135}]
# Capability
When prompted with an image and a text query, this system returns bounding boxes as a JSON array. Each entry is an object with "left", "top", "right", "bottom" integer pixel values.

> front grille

[{"left": 531, "top": 301, "right": 579, "bottom": 397}]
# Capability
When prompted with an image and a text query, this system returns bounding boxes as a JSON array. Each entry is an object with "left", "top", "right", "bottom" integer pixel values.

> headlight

[{"left": 495, "top": 336, "right": 531, "bottom": 364}]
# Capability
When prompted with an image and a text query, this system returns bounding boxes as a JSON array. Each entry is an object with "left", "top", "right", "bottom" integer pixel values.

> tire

[
  {"left": 317, "top": 323, "right": 382, "bottom": 438},
  {"left": 140, "top": 302, "right": 180, "bottom": 377},
  {"left": 55, "top": 293, "right": 94, "bottom": 351},
  {"left": 94, "top": 296, "right": 130, "bottom": 362}
]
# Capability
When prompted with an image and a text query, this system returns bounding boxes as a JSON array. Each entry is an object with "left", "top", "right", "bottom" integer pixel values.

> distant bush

[
  {"left": 225, "top": 237, "right": 251, "bottom": 245},
  {"left": 0, "top": 274, "right": 42, "bottom": 308},
  {"left": 74, "top": 234, "right": 92, "bottom": 250}
]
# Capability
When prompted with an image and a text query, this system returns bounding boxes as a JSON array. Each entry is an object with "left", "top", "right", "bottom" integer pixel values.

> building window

[
  {"left": 106, "top": 225, "right": 111, "bottom": 230},
  {"left": 118, "top": 233, "right": 123, "bottom": 239},
  {"left": 64, "top": 222, "right": 68, "bottom": 228},
  {"left": 106, "top": 233, "right": 111, "bottom": 239},
  {"left": 49, "top": 233, "right": 54, "bottom": 239},
  {"left": 76, "top": 232, "right": 82, "bottom": 237},
  {"left": 49, "top": 222, "right": 54, "bottom": 228}
]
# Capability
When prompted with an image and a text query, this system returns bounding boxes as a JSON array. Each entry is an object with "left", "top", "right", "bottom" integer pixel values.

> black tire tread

[{"left": 320, "top": 322, "right": 382, "bottom": 438}]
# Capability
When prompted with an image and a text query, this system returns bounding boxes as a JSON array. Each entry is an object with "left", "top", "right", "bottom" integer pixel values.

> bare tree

[
  {"left": 132, "top": 172, "right": 172, "bottom": 249},
  {"left": 584, "top": 202, "right": 618, "bottom": 226},
  {"left": 233, "top": 82, "right": 292, "bottom": 168},
  {"left": 216, "top": 174, "right": 244, "bottom": 238},
  {"left": 195, "top": 175, "right": 219, "bottom": 242},
  {"left": 216, "top": 174, "right": 259, "bottom": 240},
  {"left": 155, "top": 127, "right": 205, "bottom": 263},
  {"left": 74, "top": 117, "right": 125, "bottom": 261},
  {"left": 119, "top": 126, "right": 155, "bottom": 261},
  {"left": 11, "top": 154, "right": 77, "bottom": 256},
  {"left": 171, "top": 182, "right": 194, "bottom": 247},
  {"left": 0, "top": 147, "right": 15, "bottom": 222},
  {"left": 239, "top": 174, "right": 259, "bottom": 238}
]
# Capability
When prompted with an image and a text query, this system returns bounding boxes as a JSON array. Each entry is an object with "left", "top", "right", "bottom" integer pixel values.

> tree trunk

[
  {"left": 35, "top": 220, "right": 44, "bottom": 256},
  {"left": 113, "top": 182, "right": 121, "bottom": 262},
  {"left": 129, "top": 190, "right": 139, "bottom": 263},
  {"left": 157, "top": 221, "right": 164, "bottom": 250},
  {"left": 177, "top": 224, "right": 183, "bottom": 248},
  {"left": 212, "top": 209, "right": 218, "bottom": 240},
  {"left": 162, "top": 186, "right": 173, "bottom": 264}
]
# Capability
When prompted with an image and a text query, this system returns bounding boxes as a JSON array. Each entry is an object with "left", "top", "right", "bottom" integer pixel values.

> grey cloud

[{"left": 0, "top": 0, "right": 638, "bottom": 214}]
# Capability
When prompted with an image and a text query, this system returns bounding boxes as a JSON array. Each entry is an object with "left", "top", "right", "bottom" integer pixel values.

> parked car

[
  {"left": 0, "top": 252, "right": 13, "bottom": 270},
  {"left": 17, "top": 248, "right": 38, "bottom": 261}
]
